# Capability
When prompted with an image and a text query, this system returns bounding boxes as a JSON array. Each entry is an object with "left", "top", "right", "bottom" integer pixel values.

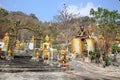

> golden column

[{"left": 71, "top": 38, "right": 82, "bottom": 54}]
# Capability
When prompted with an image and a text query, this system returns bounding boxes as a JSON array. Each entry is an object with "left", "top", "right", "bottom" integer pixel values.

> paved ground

[
  {"left": 0, "top": 59, "right": 120, "bottom": 80},
  {"left": 0, "top": 72, "right": 89, "bottom": 80}
]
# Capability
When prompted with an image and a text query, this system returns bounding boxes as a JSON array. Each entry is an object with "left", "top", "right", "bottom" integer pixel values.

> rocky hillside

[{"left": 0, "top": 8, "right": 94, "bottom": 43}]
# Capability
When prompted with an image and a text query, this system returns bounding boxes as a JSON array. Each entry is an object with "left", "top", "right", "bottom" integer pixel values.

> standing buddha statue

[
  {"left": 20, "top": 39, "right": 25, "bottom": 50},
  {"left": 29, "top": 36, "right": 34, "bottom": 50},
  {"left": 42, "top": 35, "right": 51, "bottom": 49},
  {"left": 2, "top": 33, "right": 9, "bottom": 49},
  {"left": 41, "top": 35, "right": 51, "bottom": 64}
]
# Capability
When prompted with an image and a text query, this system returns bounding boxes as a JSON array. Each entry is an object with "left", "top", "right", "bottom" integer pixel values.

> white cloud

[{"left": 67, "top": 2, "right": 99, "bottom": 17}]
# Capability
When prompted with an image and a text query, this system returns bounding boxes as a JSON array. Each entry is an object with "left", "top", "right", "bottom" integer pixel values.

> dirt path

[{"left": 69, "top": 59, "right": 120, "bottom": 80}]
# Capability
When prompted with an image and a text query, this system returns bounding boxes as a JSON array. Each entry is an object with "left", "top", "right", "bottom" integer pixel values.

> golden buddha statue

[
  {"left": 87, "top": 26, "right": 94, "bottom": 38},
  {"left": 15, "top": 40, "right": 20, "bottom": 50},
  {"left": 2, "top": 33, "right": 9, "bottom": 49},
  {"left": 98, "top": 35, "right": 105, "bottom": 42},
  {"left": 87, "top": 26, "right": 93, "bottom": 36},
  {"left": 0, "top": 48, "right": 2, "bottom": 58},
  {"left": 78, "top": 25, "right": 86, "bottom": 37},
  {"left": 43, "top": 45, "right": 50, "bottom": 60},
  {"left": 42, "top": 35, "right": 51, "bottom": 49},
  {"left": 58, "top": 46, "right": 69, "bottom": 67},
  {"left": 35, "top": 49, "right": 40, "bottom": 59},
  {"left": 30, "top": 36, "right": 34, "bottom": 43},
  {"left": 7, "top": 49, "right": 12, "bottom": 57},
  {"left": 41, "top": 35, "right": 51, "bottom": 62},
  {"left": 20, "top": 39, "right": 25, "bottom": 50}
]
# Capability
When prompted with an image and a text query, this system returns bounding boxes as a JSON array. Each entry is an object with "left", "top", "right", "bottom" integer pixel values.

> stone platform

[{"left": 0, "top": 56, "right": 71, "bottom": 72}]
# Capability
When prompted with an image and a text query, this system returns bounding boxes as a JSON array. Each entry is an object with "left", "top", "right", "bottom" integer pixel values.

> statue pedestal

[
  {"left": 58, "top": 63, "right": 69, "bottom": 68},
  {"left": 71, "top": 54, "right": 77, "bottom": 59},
  {"left": 86, "top": 38, "right": 95, "bottom": 53},
  {"left": 84, "top": 57, "right": 91, "bottom": 63},
  {"left": 31, "top": 57, "right": 40, "bottom": 62},
  {"left": 6, "top": 56, "right": 14, "bottom": 60},
  {"left": 71, "top": 38, "right": 82, "bottom": 54},
  {"left": 29, "top": 43, "right": 34, "bottom": 50}
]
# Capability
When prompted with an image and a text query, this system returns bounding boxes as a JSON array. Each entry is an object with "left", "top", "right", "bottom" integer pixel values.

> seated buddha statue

[
  {"left": 87, "top": 26, "right": 94, "bottom": 38},
  {"left": 76, "top": 25, "right": 88, "bottom": 41},
  {"left": 30, "top": 36, "right": 34, "bottom": 43},
  {"left": 35, "top": 49, "right": 40, "bottom": 59},
  {"left": 2, "top": 33, "right": 9, "bottom": 49},
  {"left": 7, "top": 49, "right": 12, "bottom": 57},
  {"left": 77, "top": 25, "right": 85, "bottom": 37},
  {"left": 15, "top": 40, "right": 20, "bottom": 50},
  {"left": 58, "top": 46, "right": 69, "bottom": 67}
]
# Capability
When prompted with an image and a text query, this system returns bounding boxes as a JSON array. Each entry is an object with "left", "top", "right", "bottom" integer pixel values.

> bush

[
  {"left": 112, "top": 44, "right": 120, "bottom": 53},
  {"left": 88, "top": 51, "right": 96, "bottom": 60},
  {"left": 103, "top": 55, "right": 111, "bottom": 66}
]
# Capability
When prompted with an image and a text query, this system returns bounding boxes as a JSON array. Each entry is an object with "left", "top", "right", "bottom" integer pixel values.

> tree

[
  {"left": 90, "top": 7, "right": 120, "bottom": 62},
  {"left": 29, "top": 13, "right": 38, "bottom": 20},
  {"left": 54, "top": 3, "right": 75, "bottom": 51},
  {"left": 0, "top": 7, "right": 8, "bottom": 17}
]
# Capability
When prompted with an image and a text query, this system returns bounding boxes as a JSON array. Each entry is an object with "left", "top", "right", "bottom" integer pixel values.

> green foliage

[
  {"left": 115, "top": 38, "right": 120, "bottom": 41},
  {"left": 0, "top": 7, "right": 8, "bottom": 17},
  {"left": 29, "top": 13, "right": 38, "bottom": 19},
  {"left": 103, "top": 55, "right": 111, "bottom": 66},
  {"left": 52, "top": 40, "right": 60, "bottom": 49},
  {"left": 112, "top": 44, "right": 120, "bottom": 53},
  {"left": 90, "top": 7, "right": 120, "bottom": 34},
  {"left": 52, "top": 40, "right": 59, "bottom": 45},
  {"left": 88, "top": 51, "right": 96, "bottom": 60}
]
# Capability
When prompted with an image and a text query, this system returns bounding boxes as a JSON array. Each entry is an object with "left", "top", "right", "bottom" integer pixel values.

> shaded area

[{"left": 0, "top": 56, "right": 69, "bottom": 72}]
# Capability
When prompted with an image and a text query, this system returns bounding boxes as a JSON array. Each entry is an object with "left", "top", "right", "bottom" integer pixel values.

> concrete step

[{"left": 0, "top": 56, "right": 72, "bottom": 72}]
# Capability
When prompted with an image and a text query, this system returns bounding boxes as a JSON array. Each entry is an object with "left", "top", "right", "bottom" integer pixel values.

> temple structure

[{"left": 71, "top": 25, "right": 95, "bottom": 55}]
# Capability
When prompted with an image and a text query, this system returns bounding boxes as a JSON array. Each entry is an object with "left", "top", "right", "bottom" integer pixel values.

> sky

[{"left": 0, "top": 0, "right": 120, "bottom": 22}]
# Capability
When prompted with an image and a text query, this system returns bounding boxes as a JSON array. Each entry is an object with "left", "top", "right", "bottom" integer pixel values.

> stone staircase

[{"left": 0, "top": 56, "right": 70, "bottom": 72}]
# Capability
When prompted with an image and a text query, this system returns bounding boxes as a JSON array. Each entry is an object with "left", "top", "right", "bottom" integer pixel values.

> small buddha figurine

[
  {"left": 35, "top": 49, "right": 40, "bottom": 59},
  {"left": 15, "top": 40, "right": 20, "bottom": 50},
  {"left": 20, "top": 39, "right": 25, "bottom": 50},
  {"left": 58, "top": 46, "right": 69, "bottom": 67},
  {"left": 7, "top": 49, "right": 12, "bottom": 57},
  {"left": 2, "top": 33, "right": 9, "bottom": 49},
  {"left": 0, "top": 48, "right": 2, "bottom": 58},
  {"left": 30, "top": 36, "right": 34, "bottom": 43}
]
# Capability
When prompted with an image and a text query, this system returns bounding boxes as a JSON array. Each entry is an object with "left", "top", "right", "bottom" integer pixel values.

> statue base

[
  {"left": 6, "top": 56, "right": 14, "bottom": 60},
  {"left": 58, "top": 63, "right": 69, "bottom": 68},
  {"left": 31, "top": 57, "right": 40, "bottom": 62}
]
